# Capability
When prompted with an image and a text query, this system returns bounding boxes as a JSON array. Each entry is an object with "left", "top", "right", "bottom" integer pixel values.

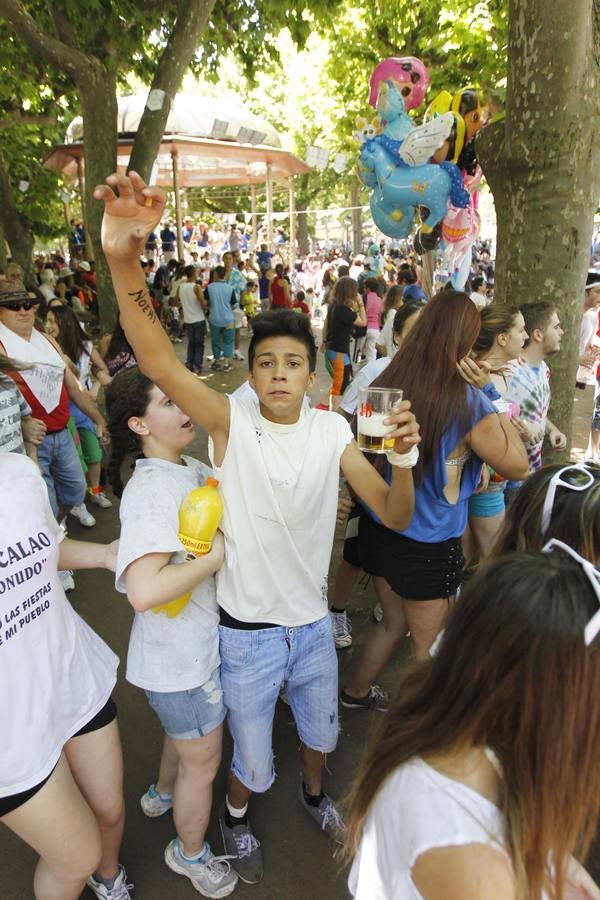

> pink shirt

[{"left": 365, "top": 291, "right": 382, "bottom": 330}]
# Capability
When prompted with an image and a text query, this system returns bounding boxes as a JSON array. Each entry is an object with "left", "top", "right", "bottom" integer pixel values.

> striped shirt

[{"left": 0, "top": 374, "right": 31, "bottom": 454}]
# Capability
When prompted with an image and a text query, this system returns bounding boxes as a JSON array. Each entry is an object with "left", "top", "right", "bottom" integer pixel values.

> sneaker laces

[
  {"left": 370, "top": 684, "right": 387, "bottom": 700},
  {"left": 331, "top": 612, "right": 352, "bottom": 636},
  {"left": 234, "top": 830, "right": 261, "bottom": 858},
  {"left": 321, "top": 800, "right": 346, "bottom": 834},
  {"left": 106, "top": 876, "right": 134, "bottom": 899},
  {"left": 202, "top": 854, "right": 235, "bottom": 883}
]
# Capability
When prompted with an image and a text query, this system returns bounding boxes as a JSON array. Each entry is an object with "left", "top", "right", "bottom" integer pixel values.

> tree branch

[
  {"left": 46, "top": 0, "right": 77, "bottom": 48},
  {"left": 127, "top": 0, "right": 217, "bottom": 179},
  {"left": 0, "top": 0, "right": 95, "bottom": 82},
  {"left": 0, "top": 110, "right": 58, "bottom": 130}
]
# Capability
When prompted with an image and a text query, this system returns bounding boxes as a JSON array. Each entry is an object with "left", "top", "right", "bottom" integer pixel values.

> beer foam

[{"left": 358, "top": 411, "right": 391, "bottom": 437}]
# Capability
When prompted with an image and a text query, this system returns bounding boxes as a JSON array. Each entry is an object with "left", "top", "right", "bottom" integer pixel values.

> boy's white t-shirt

[
  {"left": 0, "top": 454, "right": 118, "bottom": 797},
  {"left": 209, "top": 393, "right": 353, "bottom": 626},
  {"left": 115, "top": 455, "right": 220, "bottom": 692}
]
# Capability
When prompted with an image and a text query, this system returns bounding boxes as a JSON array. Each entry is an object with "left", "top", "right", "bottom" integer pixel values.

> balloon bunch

[{"left": 354, "top": 56, "right": 487, "bottom": 289}]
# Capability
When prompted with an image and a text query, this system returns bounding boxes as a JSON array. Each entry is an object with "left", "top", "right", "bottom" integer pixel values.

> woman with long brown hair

[
  {"left": 346, "top": 550, "right": 600, "bottom": 900},
  {"left": 376, "top": 284, "right": 404, "bottom": 358},
  {"left": 321, "top": 275, "right": 366, "bottom": 409},
  {"left": 341, "top": 290, "right": 529, "bottom": 710},
  {"left": 464, "top": 304, "right": 529, "bottom": 562}
]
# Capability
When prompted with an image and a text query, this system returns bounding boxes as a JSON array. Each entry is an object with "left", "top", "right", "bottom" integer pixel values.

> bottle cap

[{"left": 205, "top": 477, "right": 220, "bottom": 488}]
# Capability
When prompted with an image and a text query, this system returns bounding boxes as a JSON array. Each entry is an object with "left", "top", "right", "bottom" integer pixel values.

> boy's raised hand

[{"left": 93, "top": 171, "right": 166, "bottom": 262}]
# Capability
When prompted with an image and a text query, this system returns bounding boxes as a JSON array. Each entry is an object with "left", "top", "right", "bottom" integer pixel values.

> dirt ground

[{"left": 2, "top": 329, "right": 598, "bottom": 899}]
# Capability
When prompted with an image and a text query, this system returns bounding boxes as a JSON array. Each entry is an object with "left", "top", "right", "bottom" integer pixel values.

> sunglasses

[
  {"left": 541, "top": 464, "right": 599, "bottom": 536},
  {"left": 542, "top": 538, "right": 600, "bottom": 645},
  {"left": 0, "top": 299, "right": 39, "bottom": 312}
]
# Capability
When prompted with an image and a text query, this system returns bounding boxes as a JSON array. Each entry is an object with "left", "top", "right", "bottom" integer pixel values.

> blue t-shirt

[
  {"left": 160, "top": 228, "right": 176, "bottom": 251},
  {"left": 366, "top": 386, "right": 495, "bottom": 542},
  {"left": 206, "top": 281, "right": 235, "bottom": 328},
  {"left": 256, "top": 250, "right": 273, "bottom": 271}
]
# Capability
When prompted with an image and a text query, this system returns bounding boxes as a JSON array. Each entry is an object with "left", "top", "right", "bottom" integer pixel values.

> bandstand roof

[
  {"left": 44, "top": 92, "right": 310, "bottom": 187},
  {"left": 44, "top": 135, "right": 310, "bottom": 187}
]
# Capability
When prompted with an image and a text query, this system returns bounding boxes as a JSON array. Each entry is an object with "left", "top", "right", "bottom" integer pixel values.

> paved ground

[{"left": 3, "top": 327, "right": 599, "bottom": 899}]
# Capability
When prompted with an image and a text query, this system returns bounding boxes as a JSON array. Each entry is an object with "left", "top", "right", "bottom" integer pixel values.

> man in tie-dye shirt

[{"left": 505, "top": 301, "right": 566, "bottom": 473}]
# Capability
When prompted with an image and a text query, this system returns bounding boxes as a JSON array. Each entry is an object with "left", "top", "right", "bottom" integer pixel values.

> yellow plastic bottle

[{"left": 152, "top": 477, "right": 223, "bottom": 618}]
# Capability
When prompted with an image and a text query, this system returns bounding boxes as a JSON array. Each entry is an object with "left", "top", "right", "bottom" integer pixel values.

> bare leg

[
  {"left": 330, "top": 559, "right": 362, "bottom": 612},
  {"left": 462, "top": 521, "right": 477, "bottom": 568},
  {"left": 2, "top": 753, "right": 102, "bottom": 900},
  {"left": 403, "top": 597, "right": 452, "bottom": 659},
  {"left": 155, "top": 735, "right": 179, "bottom": 796},
  {"left": 86, "top": 461, "right": 101, "bottom": 492},
  {"left": 586, "top": 426, "right": 600, "bottom": 459},
  {"left": 343, "top": 577, "right": 408, "bottom": 698},
  {"left": 468, "top": 511, "right": 505, "bottom": 560},
  {"left": 301, "top": 745, "right": 326, "bottom": 795},
  {"left": 227, "top": 771, "right": 253, "bottom": 809},
  {"left": 64, "top": 718, "right": 125, "bottom": 881},
  {"left": 171, "top": 725, "right": 223, "bottom": 857}
]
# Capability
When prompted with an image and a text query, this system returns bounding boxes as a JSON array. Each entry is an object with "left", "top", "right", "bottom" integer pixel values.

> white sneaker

[
  {"left": 70, "top": 504, "right": 96, "bottom": 527},
  {"left": 58, "top": 570, "right": 75, "bottom": 592},
  {"left": 330, "top": 610, "right": 352, "bottom": 648},
  {"left": 88, "top": 490, "right": 113, "bottom": 509},
  {"left": 233, "top": 350, "right": 244, "bottom": 361},
  {"left": 164, "top": 838, "right": 238, "bottom": 898},
  {"left": 140, "top": 784, "right": 173, "bottom": 817},
  {"left": 87, "top": 865, "right": 133, "bottom": 899}
]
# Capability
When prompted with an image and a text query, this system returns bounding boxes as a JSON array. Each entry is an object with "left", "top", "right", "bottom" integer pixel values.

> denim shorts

[
  {"left": 145, "top": 668, "right": 226, "bottom": 740},
  {"left": 468, "top": 487, "right": 506, "bottom": 518},
  {"left": 37, "top": 427, "right": 87, "bottom": 516},
  {"left": 592, "top": 379, "right": 600, "bottom": 431},
  {"left": 219, "top": 616, "right": 339, "bottom": 793}
]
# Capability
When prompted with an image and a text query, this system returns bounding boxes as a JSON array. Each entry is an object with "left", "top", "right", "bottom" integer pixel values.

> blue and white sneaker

[
  {"left": 140, "top": 783, "right": 173, "bottom": 818},
  {"left": 164, "top": 838, "right": 238, "bottom": 898}
]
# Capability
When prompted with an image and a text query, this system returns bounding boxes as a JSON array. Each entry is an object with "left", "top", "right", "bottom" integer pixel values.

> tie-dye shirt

[{"left": 505, "top": 358, "right": 550, "bottom": 472}]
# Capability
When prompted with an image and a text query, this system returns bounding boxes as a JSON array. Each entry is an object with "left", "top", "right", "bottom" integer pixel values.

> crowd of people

[{"left": 1, "top": 170, "right": 600, "bottom": 900}]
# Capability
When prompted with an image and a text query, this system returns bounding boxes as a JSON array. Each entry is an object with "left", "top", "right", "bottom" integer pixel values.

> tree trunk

[
  {"left": 295, "top": 173, "right": 315, "bottom": 255},
  {"left": 78, "top": 70, "right": 119, "bottom": 334},
  {"left": 127, "top": 0, "right": 217, "bottom": 181},
  {"left": 478, "top": 0, "right": 600, "bottom": 462},
  {"left": 0, "top": 145, "right": 34, "bottom": 284},
  {"left": 351, "top": 176, "right": 363, "bottom": 256},
  {"left": 0, "top": 224, "right": 7, "bottom": 270}
]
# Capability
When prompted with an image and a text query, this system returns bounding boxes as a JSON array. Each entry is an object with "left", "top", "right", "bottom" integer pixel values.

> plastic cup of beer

[{"left": 357, "top": 387, "right": 404, "bottom": 454}]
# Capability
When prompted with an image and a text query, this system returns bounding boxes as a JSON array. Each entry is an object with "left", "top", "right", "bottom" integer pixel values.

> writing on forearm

[{"left": 128, "top": 289, "right": 157, "bottom": 324}]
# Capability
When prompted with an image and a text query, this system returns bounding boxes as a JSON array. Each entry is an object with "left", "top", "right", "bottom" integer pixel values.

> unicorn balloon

[
  {"left": 355, "top": 57, "right": 469, "bottom": 239},
  {"left": 359, "top": 137, "right": 470, "bottom": 239}
]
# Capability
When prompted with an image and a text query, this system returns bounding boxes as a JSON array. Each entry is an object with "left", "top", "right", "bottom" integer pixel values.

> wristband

[
  {"left": 387, "top": 445, "right": 419, "bottom": 468},
  {"left": 481, "top": 383, "right": 501, "bottom": 401}
]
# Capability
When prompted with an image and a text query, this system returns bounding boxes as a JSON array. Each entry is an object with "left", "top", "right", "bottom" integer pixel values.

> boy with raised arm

[{"left": 95, "top": 172, "right": 420, "bottom": 884}]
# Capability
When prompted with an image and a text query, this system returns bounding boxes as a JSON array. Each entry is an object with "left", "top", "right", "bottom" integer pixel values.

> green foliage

[
  {"left": 321, "top": 0, "right": 508, "bottom": 140},
  {"left": 0, "top": 22, "right": 75, "bottom": 241}
]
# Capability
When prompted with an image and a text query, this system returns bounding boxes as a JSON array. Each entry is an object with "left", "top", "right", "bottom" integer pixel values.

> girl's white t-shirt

[
  {"left": 349, "top": 758, "right": 510, "bottom": 900},
  {"left": 0, "top": 454, "right": 118, "bottom": 797},
  {"left": 115, "top": 456, "right": 220, "bottom": 692}
]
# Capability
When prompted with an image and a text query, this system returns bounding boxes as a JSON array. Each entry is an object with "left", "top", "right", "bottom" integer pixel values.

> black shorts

[
  {"left": 358, "top": 514, "right": 463, "bottom": 600},
  {"left": 0, "top": 697, "right": 117, "bottom": 818},
  {"left": 342, "top": 509, "right": 361, "bottom": 567}
]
